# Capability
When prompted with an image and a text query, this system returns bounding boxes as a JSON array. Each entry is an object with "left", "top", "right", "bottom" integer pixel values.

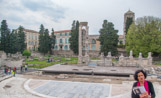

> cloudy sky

[{"left": 0, "top": 0, "right": 161, "bottom": 35}]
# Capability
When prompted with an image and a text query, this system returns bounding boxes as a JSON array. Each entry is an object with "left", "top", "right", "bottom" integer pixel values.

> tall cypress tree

[
  {"left": 38, "top": 24, "right": 45, "bottom": 53},
  {"left": 69, "top": 20, "right": 79, "bottom": 54},
  {"left": 99, "top": 20, "right": 119, "bottom": 56},
  {"left": 38, "top": 25, "right": 51, "bottom": 55},
  {"left": 17, "top": 26, "right": 26, "bottom": 53},
  {"left": 10, "top": 30, "right": 18, "bottom": 54},
  {"left": 43, "top": 29, "right": 50, "bottom": 55},
  {"left": 0, "top": 20, "right": 11, "bottom": 54},
  {"left": 49, "top": 28, "right": 56, "bottom": 54}
]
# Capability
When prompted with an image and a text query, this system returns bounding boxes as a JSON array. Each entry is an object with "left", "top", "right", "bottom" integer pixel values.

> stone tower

[{"left": 123, "top": 10, "right": 135, "bottom": 45}]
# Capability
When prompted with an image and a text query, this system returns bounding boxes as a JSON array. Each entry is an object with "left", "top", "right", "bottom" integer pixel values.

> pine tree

[
  {"left": 43, "top": 29, "right": 50, "bottom": 55},
  {"left": 0, "top": 20, "right": 11, "bottom": 54},
  {"left": 99, "top": 20, "right": 119, "bottom": 56},
  {"left": 49, "top": 28, "right": 56, "bottom": 54},
  {"left": 38, "top": 24, "right": 45, "bottom": 53},
  {"left": 17, "top": 26, "right": 26, "bottom": 53},
  {"left": 69, "top": 20, "right": 79, "bottom": 54},
  {"left": 38, "top": 24, "right": 51, "bottom": 55},
  {"left": 10, "top": 30, "right": 18, "bottom": 54}
]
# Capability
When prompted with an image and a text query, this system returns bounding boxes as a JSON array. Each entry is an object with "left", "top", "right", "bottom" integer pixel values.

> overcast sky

[{"left": 0, "top": 0, "right": 161, "bottom": 35}]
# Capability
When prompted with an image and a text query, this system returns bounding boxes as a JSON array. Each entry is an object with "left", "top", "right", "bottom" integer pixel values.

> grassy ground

[{"left": 26, "top": 56, "right": 78, "bottom": 69}]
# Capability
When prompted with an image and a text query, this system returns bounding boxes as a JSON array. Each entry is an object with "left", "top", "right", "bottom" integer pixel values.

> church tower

[{"left": 123, "top": 10, "right": 135, "bottom": 45}]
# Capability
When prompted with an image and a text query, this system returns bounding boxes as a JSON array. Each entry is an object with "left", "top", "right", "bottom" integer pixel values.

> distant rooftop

[
  {"left": 54, "top": 30, "right": 71, "bottom": 33},
  {"left": 125, "top": 10, "right": 134, "bottom": 14},
  {"left": 24, "top": 29, "right": 38, "bottom": 33}
]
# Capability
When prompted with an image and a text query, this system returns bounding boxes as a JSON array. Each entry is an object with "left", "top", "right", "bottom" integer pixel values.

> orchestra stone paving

[{"left": 33, "top": 80, "right": 111, "bottom": 98}]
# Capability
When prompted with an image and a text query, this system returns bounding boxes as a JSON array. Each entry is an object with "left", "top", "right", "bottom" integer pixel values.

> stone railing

[{"left": 97, "top": 51, "right": 152, "bottom": 67}]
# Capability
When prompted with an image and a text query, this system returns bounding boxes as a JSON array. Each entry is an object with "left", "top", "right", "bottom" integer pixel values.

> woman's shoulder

[
  {"left": 146, "top": 80, "right": 153, "bottom": 86},
  {"left": 133, "top": 81, "right": 138, "bottom": 87}
]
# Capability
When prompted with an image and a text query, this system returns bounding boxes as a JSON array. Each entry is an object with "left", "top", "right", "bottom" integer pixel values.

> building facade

[
  {"left": 54, "top": 30, "right": 71, "bottom": 51},
  {"left": 24, "top": 29, "right": 39, "bottom": 51}
]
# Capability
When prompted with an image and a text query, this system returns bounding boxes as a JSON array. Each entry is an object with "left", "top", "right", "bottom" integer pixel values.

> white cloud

[{"left": 0, "top": 0, "right": 161, "bottom": 35}]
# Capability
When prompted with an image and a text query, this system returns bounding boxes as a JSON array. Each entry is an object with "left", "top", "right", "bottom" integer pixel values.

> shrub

[{"left": 23, "top": 50, "right": 31, "bottom": 58}]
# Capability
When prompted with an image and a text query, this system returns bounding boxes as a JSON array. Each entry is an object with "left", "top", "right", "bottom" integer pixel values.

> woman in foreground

[{"left": 131, "top": 70, "right": 155, "bottom": 98}]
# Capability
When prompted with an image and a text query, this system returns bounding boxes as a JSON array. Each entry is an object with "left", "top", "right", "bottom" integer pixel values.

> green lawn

[{"left": 26, "top": 56, "right": 78, "bottom": 69}]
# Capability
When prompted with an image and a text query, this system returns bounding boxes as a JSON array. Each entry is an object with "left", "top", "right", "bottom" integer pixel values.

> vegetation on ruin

[{"left": 126, "top": 16, "right": 161, "bottom": 57}]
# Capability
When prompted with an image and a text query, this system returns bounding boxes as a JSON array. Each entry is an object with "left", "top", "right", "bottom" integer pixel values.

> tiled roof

[
  {"left": 54, "top": 30, "right": 71, "bottom": 33},
  {"left": 24, "top": 29, "right": 38, "bottom": 33}
]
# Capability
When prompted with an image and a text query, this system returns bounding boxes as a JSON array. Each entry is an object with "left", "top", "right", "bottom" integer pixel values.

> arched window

[{"left": 91, "top": 39, "right": 96, "bottom": 44}]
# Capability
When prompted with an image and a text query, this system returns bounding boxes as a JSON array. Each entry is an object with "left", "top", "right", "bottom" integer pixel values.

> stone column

[
  {"left": 139, "top": 52, "right": 143, "bottom": 67},
  {"left": 105, "top": 52, "right": 112, "bottom": 66},
  {"left": 148, "top": 52, "right": 152, "bottom": 66},
  {"left": 119, "top": 53, "right": 124, "bottom": 66},
  {"left": 129, "top": 50, "right": 133, "bottom": 60},
  {"left": 78, "top": 25, "right": 82, "bottom": 64}
]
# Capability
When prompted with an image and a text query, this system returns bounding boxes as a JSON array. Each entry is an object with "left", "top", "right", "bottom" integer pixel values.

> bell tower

[{"left": 123, "top": 10, "right": 135, "bottom": 45}]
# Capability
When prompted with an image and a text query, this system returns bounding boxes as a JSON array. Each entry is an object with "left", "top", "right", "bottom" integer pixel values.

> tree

[
  {"left": 125, "top": 17, "right": 133, "bottom": 34},
  {"left": 126, "top": 16, "right": 161, "bottom": 57},
  {"left": 49, "top": 28, "right": 56, "bottom": 54},
  {"left": 0, "top": 20, "right": 11, "bottom": 54},
  {"left": 98, "top": 20, "right": 119, "bottom": 56},
  {"left": 43, "top": 29, "right": 50, "bottom": 55},
  {"left": 17, "top": 26, "right": 26, "bottom": 53},
  {"left": 22, "top": 49, "right": 31, "bottom": 58},
  {"left": 38, "top": 24, "right": 51, "bottom": 55},
  {"left": 38, "top": 24, "right": 45, "bottom": 53},
  {"left": 69, "top": 20, "right": 79, "bottom": 54},
  {"left": 9, "top": 30, "right": 18, "bottom": 54}
]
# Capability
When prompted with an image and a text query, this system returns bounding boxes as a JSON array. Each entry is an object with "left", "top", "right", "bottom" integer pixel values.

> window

[
  {"left": 35, "top": 36, "right": 37, "bottom": 40},
  {"left": 60, "top": 33, "right": 62, "bottom": 36},
  {"left": 59, "top": 39, "right": 63, "bottom": 43},
  {"left": 64, "top": 45, "right": 68, "bottom": 50},
  {"left": 65, "top": 38, "right": 67, "bottom": 43},
  {"left": 92, "top": 45, "right": 95, "bottom": 50},
  {"left": 65, "top": 33, "right": 67, "bottom": 36},
  {"left": 69, "top": 32, "right": 71, "bottom": 36},
  {"left": 92, "top": 39, "right": 96, "bottom": 44},
  {"left": 55, "top": 39, "right": 57, "bottom": 44},
  {"left": 54, "top": 45, "right": 58, "bottom": 50}
]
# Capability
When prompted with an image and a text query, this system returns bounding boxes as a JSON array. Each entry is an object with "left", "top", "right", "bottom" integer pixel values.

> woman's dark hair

[{"left": 134, "top": 70, "right": 147, "bottom": 81}]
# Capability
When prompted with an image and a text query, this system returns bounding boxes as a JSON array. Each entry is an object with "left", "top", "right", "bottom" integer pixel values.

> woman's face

[{"left": 137, "top": 72, "right": 145, "bottom": 82}]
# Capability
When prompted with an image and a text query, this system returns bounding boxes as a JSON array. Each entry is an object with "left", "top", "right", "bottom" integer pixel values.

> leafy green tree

[
  {"left": 69, "top": 20, "right": 79, "bottom": 54},
  {"left": 125, "top": 17, "right": 133, "bottom": 34},
  {"left": 99, "top": 20, "right": 119, "bottom": 56},
  {"left": 126, "top": 16, "right": 161, "bottom": 57},
  {"left": 0, "top": 20, "right": 11, "bottom": 54},
  {"left": 22, "top": 49, "right": 31, "bottom": 58},
  {"left": 17, "top": 26, "right": 26, "bottom": 53}
]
